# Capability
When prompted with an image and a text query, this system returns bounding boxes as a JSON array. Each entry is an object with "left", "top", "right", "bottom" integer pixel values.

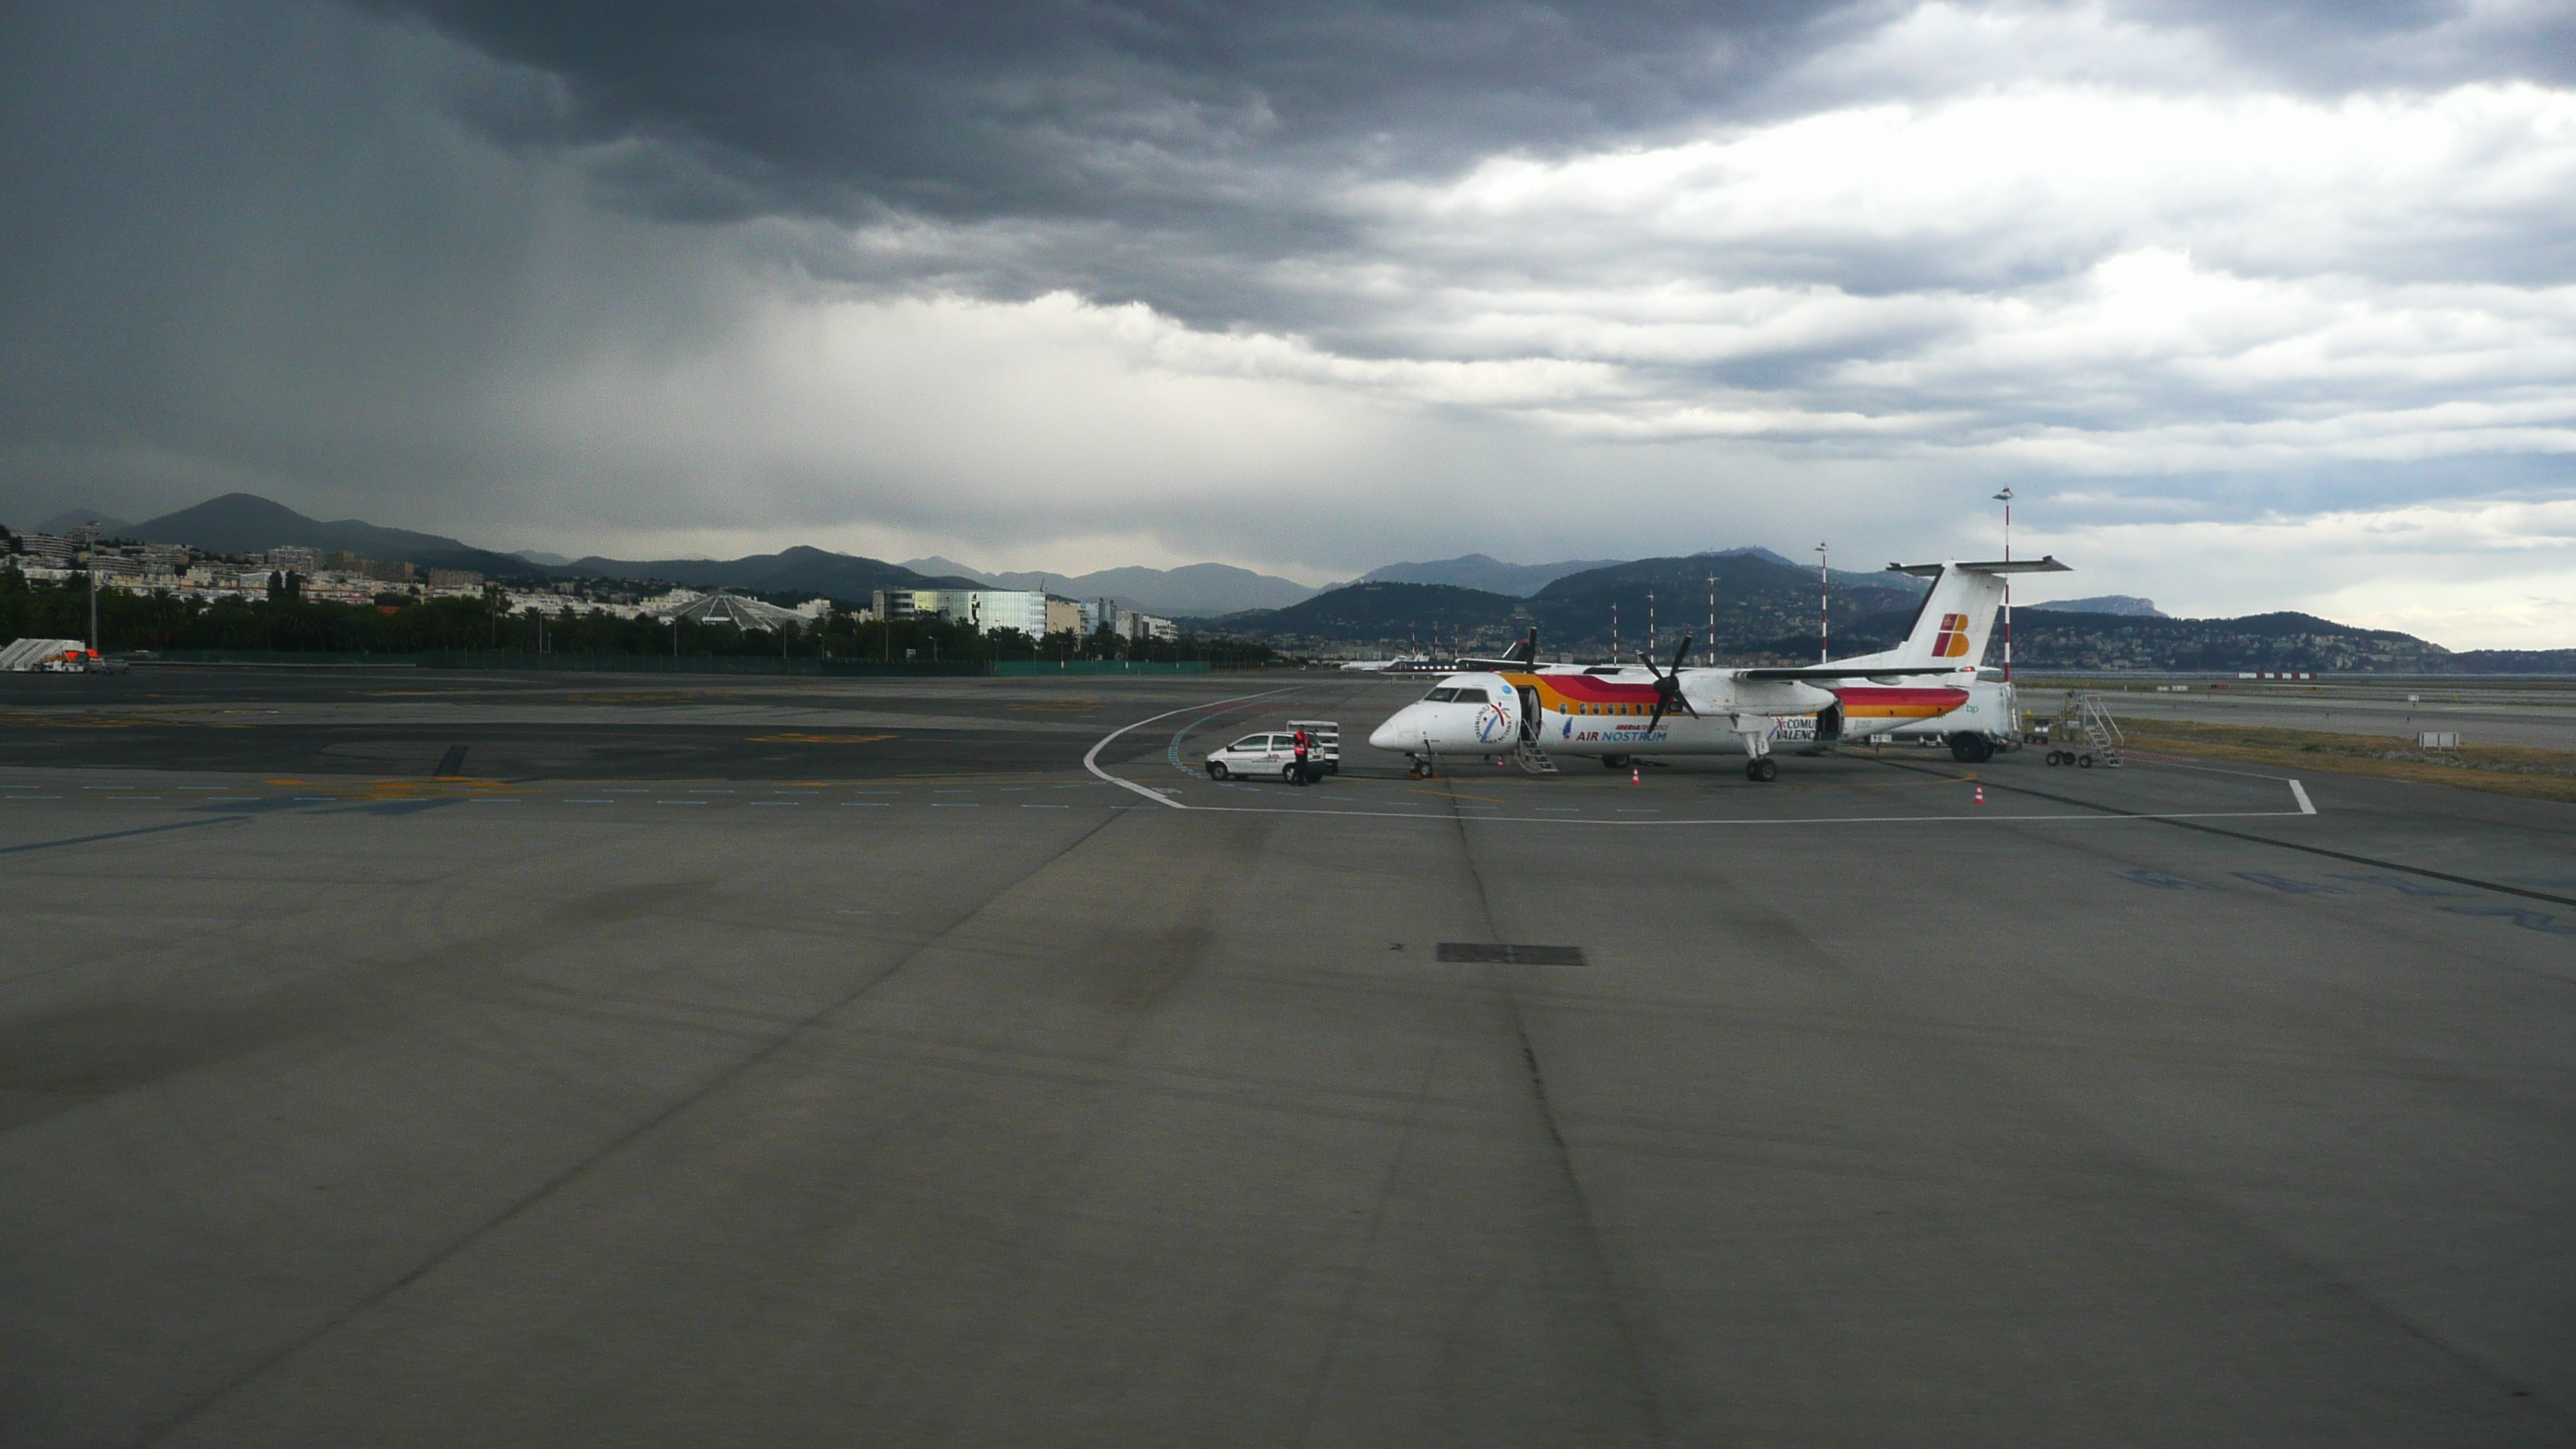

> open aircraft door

[{"left": 1517, "top": 685, "right": 1541, "bottom": 742}]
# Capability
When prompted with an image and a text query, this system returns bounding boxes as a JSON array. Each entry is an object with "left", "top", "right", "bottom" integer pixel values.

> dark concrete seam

[
  {"left": 133, "top": 805, "right": 1136, "bottom": 1448},
  {"left": 0, "top": 814, "right": 245, "bottom": 856},
  {"left": 1444, "top": 801, "right": 1675, "bottom": 1447},
  {"left": 1870, "top": 756, "right": 2576, "bottom": 909}
]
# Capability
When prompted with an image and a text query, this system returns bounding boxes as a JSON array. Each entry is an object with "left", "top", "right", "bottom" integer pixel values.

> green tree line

[{"left": 0, "top": 570, "right": 1278, "bottom": 666}]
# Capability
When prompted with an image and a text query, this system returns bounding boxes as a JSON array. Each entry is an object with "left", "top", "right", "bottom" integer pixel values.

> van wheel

[{"left": 1207, "top": 762, "right": 1228, "bottom": 779}]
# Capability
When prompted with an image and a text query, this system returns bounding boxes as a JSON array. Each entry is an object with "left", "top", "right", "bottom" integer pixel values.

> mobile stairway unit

[{"left": 2043, "top": 692, "right": 2123, "bottom": 768}]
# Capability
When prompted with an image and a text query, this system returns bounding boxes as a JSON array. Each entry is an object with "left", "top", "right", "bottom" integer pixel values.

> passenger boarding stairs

[
  {"left": 2064, "top": 691, "right": 2125, "bottom": 767},
  {"left": 1515, "top": 738, "right": 1560, "bottom": 774}
]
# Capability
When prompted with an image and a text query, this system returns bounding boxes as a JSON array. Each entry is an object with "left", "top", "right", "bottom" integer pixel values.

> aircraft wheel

[
  {"left": 1747, "top": 758, "right": 1778, "bottom": 783},
  {"left": 2043, "top": 751, "right": 2062, "bottom": 766},
  {"left": 1207, "top": 762, "right": 1229, "bottom": 779},
  {"left": 2078, "top": 753, "right": 2095, "bottom": 769},
  {"left": 1602, "top": 754, "right": 1629, "bottom": 769}
]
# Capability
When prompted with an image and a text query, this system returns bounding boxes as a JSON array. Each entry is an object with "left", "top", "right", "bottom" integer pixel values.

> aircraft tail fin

[{"left": 1860, "top": 557, "right": 2070, "bottom": 672}]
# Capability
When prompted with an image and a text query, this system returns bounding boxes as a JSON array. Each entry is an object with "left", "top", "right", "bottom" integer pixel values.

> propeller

[{"left": 1638, "top": 635, "right": 1697, "bottom": 733}]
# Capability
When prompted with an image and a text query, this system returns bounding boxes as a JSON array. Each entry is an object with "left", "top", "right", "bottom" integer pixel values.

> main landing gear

[{"left": 1745, "top": 758, "right": 1779, "bottom": 783}]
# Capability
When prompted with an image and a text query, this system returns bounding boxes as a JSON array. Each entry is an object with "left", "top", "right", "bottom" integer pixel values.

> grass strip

[{"left": 2115, "top": 718, "right": 2576, "bottom": 806}]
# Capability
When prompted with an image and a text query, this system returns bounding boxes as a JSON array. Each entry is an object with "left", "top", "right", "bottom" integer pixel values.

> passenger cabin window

[{"left": 1423, "top": 687, "right": 1459, "bottom": 702}]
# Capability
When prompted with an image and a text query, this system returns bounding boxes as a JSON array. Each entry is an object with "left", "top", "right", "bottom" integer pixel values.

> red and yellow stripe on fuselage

[{"left": 1834, "top": 685, "right": 1971, "bottom": 724}]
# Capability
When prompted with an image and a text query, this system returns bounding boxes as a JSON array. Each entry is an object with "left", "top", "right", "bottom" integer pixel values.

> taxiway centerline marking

[{"left": 1085, "top": 687, "right": 1300, "bottom": 810}]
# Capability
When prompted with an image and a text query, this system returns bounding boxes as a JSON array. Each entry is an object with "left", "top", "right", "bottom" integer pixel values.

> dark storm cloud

[
  {"left": 3, "top": 0, "right": 2572, "bottom": 645},
  {"left": 378, "top": 2, "right": 1818, "bottom": 213}
]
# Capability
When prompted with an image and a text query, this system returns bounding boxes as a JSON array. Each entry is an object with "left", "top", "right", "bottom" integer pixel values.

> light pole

[
  {"left": 1814, "top": 543, "right": 1829, "bottom": 663},
  {"left": 1707, "top": 574, "right": 1717, "bottom": 666},
  {"left": 1992, "top": 488, "right": 2014, "bottom": 682}
]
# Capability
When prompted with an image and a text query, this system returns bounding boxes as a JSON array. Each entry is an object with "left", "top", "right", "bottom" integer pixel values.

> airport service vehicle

[
  {"left": 0, "top": 639, "right": 112, "bottom": 673},
  {"left": 1367, "top": 557, "right": 2067, "bottom": 782},
  {"left": 1286, "top": 719, "right": 1341, "bottom": 775},
  {"left": 1204, "top": 723, "right": 1339, "bottom": 781},
  {"left": 1878, "top": 676, "right": 2020, "bottom": 762}
]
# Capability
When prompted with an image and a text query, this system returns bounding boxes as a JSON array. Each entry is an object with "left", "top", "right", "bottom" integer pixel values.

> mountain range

[
  {"left": 1211, "top": 550, "right": 1930, "bottom": 659},
  {"left": 118, "top": 494, "right": 532, "bottom": 578},
  {"left": 899, "top": 559, "right": 1317, "bottom": 616},
  {"left": 564, "top": 547, "right": 981, "bottom": 598},
  {"left": 1355, "top": 553, "right": 1625, "bottom": 596},
  {"left": 2024, "top": 594, "right": 2165, "bottom": 618},
  {"left": 11, "top": 492, "right": 2185, "bottom": 639}
]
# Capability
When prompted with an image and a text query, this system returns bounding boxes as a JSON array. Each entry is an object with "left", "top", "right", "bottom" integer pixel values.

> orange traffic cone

[
  {"left": 1630, "top": 765, "right": 1642, "bottom": 786},
  {"left": 1974, "top": 785, "right": 1985, "bottom": 805}
]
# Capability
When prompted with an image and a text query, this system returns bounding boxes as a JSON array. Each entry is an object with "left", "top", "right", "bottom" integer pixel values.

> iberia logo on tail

[{"left": 1930, "top": 613, "right": 1971, "bottom": 658}]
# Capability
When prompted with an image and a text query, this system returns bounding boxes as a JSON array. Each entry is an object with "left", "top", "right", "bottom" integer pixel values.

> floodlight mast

[{"left": 1814, "top": 543, "right": 1828, "bottom": 664}]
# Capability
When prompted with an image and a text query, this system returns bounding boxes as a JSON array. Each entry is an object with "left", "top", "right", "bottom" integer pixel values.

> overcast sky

[{"left": 4, "top": 1, "right": 2572, "bottom": 644}]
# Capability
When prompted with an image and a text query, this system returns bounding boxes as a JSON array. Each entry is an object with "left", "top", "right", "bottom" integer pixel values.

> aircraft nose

[{"left": 1368, "top": 707, "right": 1417, "bottom": 751}]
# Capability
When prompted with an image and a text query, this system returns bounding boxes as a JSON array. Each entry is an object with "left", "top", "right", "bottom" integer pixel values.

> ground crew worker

[{"left": 1291, "top": 728, "right": 1311, "bottom": 785}]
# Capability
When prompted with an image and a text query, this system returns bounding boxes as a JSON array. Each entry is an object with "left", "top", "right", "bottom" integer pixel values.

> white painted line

[
  {"left": 1084, "top": 686, "right": 1299, "bottom": 810},
  {"left": 2290, "top": 779, "right": 2315, "bottom": 815},
  {"left": 1175, "top": 804, "right": 2321, "bottom": 827}
]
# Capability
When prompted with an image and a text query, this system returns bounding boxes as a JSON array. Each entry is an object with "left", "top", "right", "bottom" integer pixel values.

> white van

[{"left": 1204, "top": 733, "right": 1303, "bottom": 780}]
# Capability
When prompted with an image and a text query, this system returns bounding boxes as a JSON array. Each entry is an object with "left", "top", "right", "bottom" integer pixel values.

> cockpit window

[
  {"left": 1449, "top": 687, "right": 1491, "bottom": 704},
  {"left": 1423, "top": 687, "right": 1459, "bottom": 702}
]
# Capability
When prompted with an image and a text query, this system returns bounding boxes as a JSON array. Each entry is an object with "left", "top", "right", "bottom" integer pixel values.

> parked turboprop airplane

[{"left": 1365, "top": 557, "right": 2066, "bottom": 780}]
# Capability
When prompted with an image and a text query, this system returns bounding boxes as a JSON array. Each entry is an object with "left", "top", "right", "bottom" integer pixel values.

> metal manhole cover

[{"left": 1435, "top": 944, "right": 1586, "bottom": 966}]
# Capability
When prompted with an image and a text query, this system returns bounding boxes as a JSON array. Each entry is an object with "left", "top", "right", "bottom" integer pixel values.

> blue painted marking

[
  {"left": 2330, "top": 873, "right": 2463, "bottom": 897},
  {"left": 2444, "top": 906, "right": 2576, "bottom": 935},
  {"left": 2233, "top": 872, "right": 2350, "bottom": 895},
  {"left": 2119, "top": 869, "right": 2215, "bottom": 891}
]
